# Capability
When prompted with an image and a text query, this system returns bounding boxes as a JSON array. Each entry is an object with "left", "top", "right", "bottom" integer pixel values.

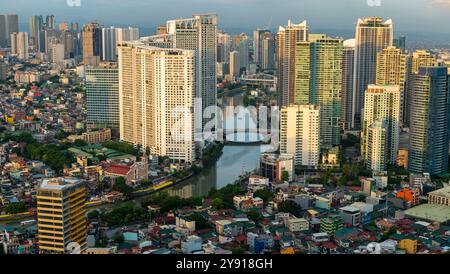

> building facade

[
  {"left": 229, "top": 50, "right": 240, "bottom": 80},
  {"left": 29, "top": 15, "right": 44, "bottom": 52},
  {"left": 167, "top": 14, "right": 217, "bottom": 131},
  {"left": 408, "top": 67, "right": 450, "bottom": 175},
  {"left": 217, "top": 31, "right": 231, "bottom": 64},
  {"left": 102, "top": 27, "right": 117, "bottom": 62},
  {"left": 295, "top": 34, "right": 343, "bottom": 150},
  {"left": 376, "top": 46, "right": 407, "bottom": 123},
  {"left": 361, "top": 85, "right": 401, "bottom": 171},
  {"left": 405, "top": 50, "right": 437, "bottom": 126},
  {"left": 37, "top": 178, "right": 87, "bottom": 254},
  {"left": 253, "top": 29, "right": 269, "bottom": 65},
  {"left": 82, "top": 22, "right": 102, "bottom": 66},
  {"left": 261, "top": 33, "right": 275, "bottom": 70},
  {"left": 280, "top": 105, "right": 320, "bottom": 169},
  {"left": 260, "top": 153, "right": 294, "bottom": 182},
  {"left": 352, "top": 17, "right": 393, "bottom": 129},
  {"left": 86, "top": 63, "right": 120, "bottom": 130},
  {"left": 367, "top": 120, "right": 389, "bottom": 172},
  {"left": 118, "top": 42, "right": 195, "bottom": 163},
  {"left": 233, "top": 33, "right": 249, "bottom": 71},
  {"left": 428, "top": 186, "right": 450, "bottom": 207},
  {"left": 277, "top": 20, "right": 309, "bottom": 107},
  {"left": 6, "top": 14, "right": 18, "bottom": 47},
  {"left": 10, "top": 32, "right": 29, "bottom": 60},
  {"left": 341, "top": 39, "right": 355, "bottom": 131},
  {"left": 0, "top": 15, "right": 6, "bottom": 48}
]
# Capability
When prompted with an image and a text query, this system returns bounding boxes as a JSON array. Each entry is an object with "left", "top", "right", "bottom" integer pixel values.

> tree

[
  {"left": 202, "top": 142, "right": 224, "bottom": 167},
  {"left": 4, "top": 202, "right": 27, "bottom": 214},
  {"left": 189, "top": 213, "right": 212, "bottom": 230},
  {"left": 186, "top": 197, "right": 203, "bottom": 207},
  {"left": 338, "top": 176, "right": 347, "bottom": 187},
  {"left": 73, "top": 139, "right": 88, "bottom": 147},
  {"left": 190, "top": 164, "right": 202, "bottom": 175},
  {"left": 320, "top": 171, "right": 332, "bottom": 185},
  {"left": 87, "top": 210, "right": 101, "bottom": 220},
  {"left": 253, "top": 189, "right": 274, "bottom": 204},
  {"left": 342, "top": 133, "right": 360, "bottom": 148},
  {"left": 54, "top": 130, "right": 70, "bottom": 140},
  {"left": 281, "top": 171, "right": 290, "bottom": 182},
  {"left": 208, "top": 183, "right": 245, "bottom": 209},
  {"left": 102, "top": 203, "right": 149, "bottom": 227},
  {"left": 112, "top": 177, "right": 133, "bottom": 199},
  {"left": 247, "top": 210, "right": 262, "bottom": 222},
  {"left": 212, "top": 198, "right": 224, "bottom": 209},
  {"left": 24, "top": 143, "right": 74, "bottom": 174},
  {"left": 278, "top": 200, "right": 299, "bottom": 216},
  {"left": 7, "top": 132, "right": 36, "bottom": 144},
  {"left": 160, "top": 196, "right": 184, "bottom": 212},
  {"left": 230, "top": 247, "right": 246, "bottom": 254},
  {"left": 114, "top": 234, "right": 124, "bottom": 244},
  {"left": 97, "top": 177, "right": 111, "bottom": 192},
  {"left": 103, "top": 141, "right": 140, "bottom": 156}
]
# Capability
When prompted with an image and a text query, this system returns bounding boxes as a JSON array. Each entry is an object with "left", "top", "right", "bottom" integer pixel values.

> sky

[{"left": 2, "top": 0, "right": 450, "bottom": 36}]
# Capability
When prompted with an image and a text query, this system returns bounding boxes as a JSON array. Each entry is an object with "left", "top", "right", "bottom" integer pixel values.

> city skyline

[
  {"left": 1, "top": 1, "right": 450, "bottom": 258},
  {"left": 2, "top": 0, "right": 450, "bottom": 37}
]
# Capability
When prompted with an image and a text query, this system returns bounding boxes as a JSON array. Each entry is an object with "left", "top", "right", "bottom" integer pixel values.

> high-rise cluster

[{"left": 277, "top": 22, "right": 342, "bottom": 168}]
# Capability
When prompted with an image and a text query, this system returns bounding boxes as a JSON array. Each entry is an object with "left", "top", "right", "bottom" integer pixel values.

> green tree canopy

[
  {"left": 112, "top": 177, "right": 133, "bottom": 199},
  {"left": 278, "top": 200, "right": 299, "bottom": 216},
  {"left": 212, "top": 198, "right": 224, "bottom": 209},
  {"left": 4, "top": 202, "right": 27, "bottom": 214},
  {"left": 253, "top": 189, "right": 274, "bottom": 204}
]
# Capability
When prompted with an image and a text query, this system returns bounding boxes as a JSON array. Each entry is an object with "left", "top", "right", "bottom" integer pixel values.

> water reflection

[
  {"left": 167, "top": 145, "right": 271, "bottom": 198},
  {"left": 167, "top": 93, "right": 272, "bottom": 199}
]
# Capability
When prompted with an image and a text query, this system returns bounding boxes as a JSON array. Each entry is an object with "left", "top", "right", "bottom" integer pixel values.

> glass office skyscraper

[{"left": 409, "top": 67, "right": 450, "bottom": 175}]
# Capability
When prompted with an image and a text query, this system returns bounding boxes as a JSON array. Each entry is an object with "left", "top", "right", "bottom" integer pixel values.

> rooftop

[
  {"left": 39, "top": 177, "right": 82, "bottom": 190},
  {"left": 404, "top": 204, "right": 450, "bottom": 223},
  {"left": 105, "top": 164, "right": 132, "bottom": 176},
  {"left": 340, "top": 206, "right": 360, "bottom": 213},
  {"left": 428, "top": 186, "right": 450, "bottom": 199}
]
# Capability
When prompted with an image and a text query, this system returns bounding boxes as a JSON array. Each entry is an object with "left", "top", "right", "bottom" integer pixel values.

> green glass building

[
  {"left": 86, "top": 64, "right": 120, "bottom": 132},
  {"left": 295, "top": 34, "right": 343, "bottom": 150}
]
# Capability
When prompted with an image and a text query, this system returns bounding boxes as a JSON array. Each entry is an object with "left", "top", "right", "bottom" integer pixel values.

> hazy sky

[{"left": 2, "top": 0, "right": 450, "bottom": 34}]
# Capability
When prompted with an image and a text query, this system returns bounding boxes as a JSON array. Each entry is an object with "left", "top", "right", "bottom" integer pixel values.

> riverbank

[
  {"left": 132, "top": 172, "right": 196, "bottom": 198},
  {"left": 0, "top": 212, "right": 35, "bottom": 223}
]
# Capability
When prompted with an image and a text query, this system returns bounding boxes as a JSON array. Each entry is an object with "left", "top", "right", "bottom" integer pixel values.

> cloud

[{"left": 430, "top": 0, "right": 450, "bottom": 6}]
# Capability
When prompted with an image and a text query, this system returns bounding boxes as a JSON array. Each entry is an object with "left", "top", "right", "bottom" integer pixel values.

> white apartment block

[
  {"left": 116, "top": 27, "right": 140, "bottom": 43},
  {"left": 118, "top": 42, "right": 195, "bottom": 163},
  {"left": 286, "top": 218, "right": 309, "bottom": 232},
  {"left": 51, "top": 43, "right": 65, "bottom": 64},
  {"left": 367, "top": 120, "right": 388, "bottom": 172},
  {"left": 167, "top": 14, "right": 217, "bottom": 130},
  {"left": 362, "top": 85, "right": 401, "bottom": 171},
  {"left": 10, "top": 32, "right": 29, "bottom": 60},
  {"left": 280, "top": 105, "right": 320, "bottom": 169}
]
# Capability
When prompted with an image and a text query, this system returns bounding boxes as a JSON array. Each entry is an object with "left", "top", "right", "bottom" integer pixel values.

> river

[
  {"left": 166, "top": 144, "right": 272, "bottom": 198},
  {"left": 166, "top": 92, "right": 272, "bottom": 198}
]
